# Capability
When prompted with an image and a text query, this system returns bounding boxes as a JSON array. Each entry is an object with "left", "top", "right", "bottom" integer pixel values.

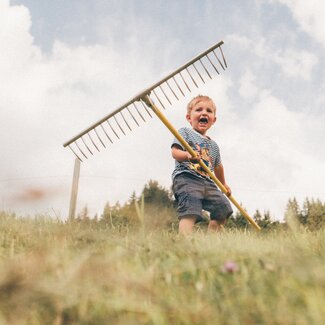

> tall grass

[{"left": 0, "top": 211, "right": 324, "bottom": 324}]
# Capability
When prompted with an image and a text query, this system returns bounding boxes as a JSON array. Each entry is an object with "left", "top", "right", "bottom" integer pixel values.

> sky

[{"left": 1, "top": 0, "right": 324, "bottom": 221}]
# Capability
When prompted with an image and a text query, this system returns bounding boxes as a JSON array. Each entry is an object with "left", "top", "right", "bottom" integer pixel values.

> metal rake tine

[
  {"left": 172, "top": 76, "right": 185, "bottom": 97},
  {"left": 199, "top": 59, "right": 212, "bottom": 79},
  {"left": 166, "top": 80, "right": 179, "bottom": 101},
  {"left": 179, "top": 71, "right": 192, "bottom": 92},
  {"left": 81, "top": 136, "right": 93, "bottom": 155},
  {"left": 133, "top": 102, "right": 146, "bottom": 122},
  {"left": 88, "top": 133, "right": 100, "bottom": 152},
  {"left": 186, "top": 68, "right": 199, "bottom": 88},
  {"left": 213, "top": 50, "right": 225, "bottom": 70},
  {"left": 219, "top": 46, "right": 227, "bottom": 68},
  {"left": 94, "top": 128, "right": 106, "bottom": 148},
  {"left": 126, "top": 107, "right": 139, "bottom": 127},
  {"left": 69, "top": 145, "right": 83, "bottom": 162},
  {"left": 114, "top": 115, "right": 126, "bottom": 135},
  {"left": 120, "top": 111, "right": 132, "bottom": 131},
  {"left": 100, "top": 124, "right": 113, "bottom": 143},
  {"left": 76, "top": 141, "right": 88, "bottom": 159},
  {"left": 107, "top": 120, "right": 120, "bottom": 139},
  {"left": 206, "top": 53, "right": 220, "bottom": 74},
  {"left": 140, "top": 100, "right": 153, "bottom": 118},
  {"left": 159, "top": 85, "right": 172, "bottom": 105},
  {"left": 193, "top": 63, "right": 205, "bottom": 83},
  {"left": 153, "top": 89, "right": 166, "bottom": 109}
]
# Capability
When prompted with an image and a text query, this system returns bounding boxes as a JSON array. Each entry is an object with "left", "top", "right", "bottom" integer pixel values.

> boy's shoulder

[{"left": 178, "top": 126, "right": 194, "bottom": 134}]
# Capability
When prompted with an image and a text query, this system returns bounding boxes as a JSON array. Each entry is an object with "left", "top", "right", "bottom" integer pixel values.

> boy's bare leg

[
  {"left": 208, "top": 219, "right": 226, "bottom": 233},
  {"left": 179, "top": 217, "right": 196, "bottom": 235}
]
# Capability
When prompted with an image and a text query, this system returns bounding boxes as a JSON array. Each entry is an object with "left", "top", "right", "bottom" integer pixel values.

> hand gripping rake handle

[{"left": 142, "top": 95, "right": 261, "bottom": 231}]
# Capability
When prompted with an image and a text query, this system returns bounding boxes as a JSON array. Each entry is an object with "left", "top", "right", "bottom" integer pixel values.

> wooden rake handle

[{"left": 142, "top": 95, "right": 261, "bottom": 231}]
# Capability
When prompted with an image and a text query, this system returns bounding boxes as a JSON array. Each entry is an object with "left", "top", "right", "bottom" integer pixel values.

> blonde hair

[{"left": 187, "top": 95, "right": 216, "bottom": 114}]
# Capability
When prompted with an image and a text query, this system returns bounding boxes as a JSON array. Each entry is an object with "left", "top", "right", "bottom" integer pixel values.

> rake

[{"left": 63, "top": 40, "right": 261, "bottom": 231}]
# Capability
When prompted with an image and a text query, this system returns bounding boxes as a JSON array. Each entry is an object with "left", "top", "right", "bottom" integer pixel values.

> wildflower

[{"left": 221, "top": 260, "right": 239, "bottom": 274}]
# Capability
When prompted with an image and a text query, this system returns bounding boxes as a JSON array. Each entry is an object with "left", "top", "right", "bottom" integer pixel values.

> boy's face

[{"left": 186, "top": 99, "right": 216, "bottom": 135}]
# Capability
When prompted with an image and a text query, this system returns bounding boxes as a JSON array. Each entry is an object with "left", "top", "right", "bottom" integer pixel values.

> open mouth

[{"left": 199, "top": 117, "right": 208, "bottom": 124}]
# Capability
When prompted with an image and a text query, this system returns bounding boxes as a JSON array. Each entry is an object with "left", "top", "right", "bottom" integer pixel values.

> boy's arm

[
  {"left": 214, "top": 163, "right": 232, "bottom": 196},
  {"left": 171, "top": 144, "right": 200, "bottom": 163}
]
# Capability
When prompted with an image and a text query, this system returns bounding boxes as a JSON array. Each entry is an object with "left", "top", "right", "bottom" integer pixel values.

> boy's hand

[
  {"left": 187, "top": 152, "right": 201, "bottom": 163},
  {"left": 224, "top": 184, "right": 232, "bottom": 197}
]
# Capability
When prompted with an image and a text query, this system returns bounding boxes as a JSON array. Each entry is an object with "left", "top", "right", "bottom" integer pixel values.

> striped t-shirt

[{"left": 171, "top": 127, "right": 221, "bottom": 181}]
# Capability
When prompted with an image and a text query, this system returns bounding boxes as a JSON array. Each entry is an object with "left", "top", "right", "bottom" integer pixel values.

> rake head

[{"left": 63, "top": 40, "right": 228, "bottom": 161}]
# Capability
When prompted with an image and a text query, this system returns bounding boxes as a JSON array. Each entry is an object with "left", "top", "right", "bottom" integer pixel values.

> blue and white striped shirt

[{"left": 171, "top": 127, "right": 221, "bottom": 181}]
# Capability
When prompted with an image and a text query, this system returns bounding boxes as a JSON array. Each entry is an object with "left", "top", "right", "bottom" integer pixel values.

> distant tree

[
  {"left": 253, "top": 209, "right": 263, "bottom": 225},
  {"left": 253, "top": 209, "right": 273, "bottom": 229},
  {"left": 100, "top": 202, "right": 111, "bottom": 222},
  {"left": 284, "top": 197, "right": 325, "bottom": 231},
  {"left": 284, "top": 198, "right": 300, "bottom": 230},
  {"left": 138, "top": 180, "right": 176, "bottom": 228},
  {"left": 77, "top": 205, "right": 90, "bottom": 221},
  {"left": 142, "top": 180, "right": 174, "bottom": 208},
  {"left": 306, "top": 198, "right": 325, "bottom": 231},
  {"left": 100, "top": 201, "right": 129, "bottom": 227},
  {"left": 226, "top": 208, "right": 249, "bottom": 229}
]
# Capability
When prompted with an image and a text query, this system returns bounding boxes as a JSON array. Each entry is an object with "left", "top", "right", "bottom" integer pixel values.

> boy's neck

[{"left": 192, "top": 127, "right": 210, "bottom": 139}]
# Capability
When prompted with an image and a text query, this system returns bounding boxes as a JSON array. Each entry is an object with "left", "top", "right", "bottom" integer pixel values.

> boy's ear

[{"left": 186, "top": 114, "right": 191, "bottom": 122}]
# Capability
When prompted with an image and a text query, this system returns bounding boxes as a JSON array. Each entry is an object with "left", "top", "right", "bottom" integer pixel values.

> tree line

[{"left": 76, "top": 180, "right": 325, "bottom": 231}]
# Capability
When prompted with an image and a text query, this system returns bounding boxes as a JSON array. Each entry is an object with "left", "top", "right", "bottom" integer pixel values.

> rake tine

[
  {"left": 193, "top": 63, "right": 205, "bottom": 83},
  {"left": 88, "top": 133, "right": 100, "bottom": 152},
  {"left": 153, "top": 89, "right": 166, "bottom": 109},
  {"left": 219, "top": 46, "right": 227, "bottom": 68},
  {"left": 107, "top": 120, "right": 120, "bottom": 139},
  {"left": 82, "top": 136, "right": 93, "bottom": 155},
  {"left": 133, "top": 102, "right": 146, "bottom": 122},
  {"left": 120, "top": 111, "right": 132, "bottom": 131},
  {"left": 76, "top": 141, "right": 88, "bottom": 159},
  {"left": 69, "top": 145, "right": 83, "bottom": 162},
  {"left": 199, "top": 59, "right": 212, "bottom": 79},
  {"left": 100, "top": 124, "right": 113, "bottom": 143},
  {"left": 172, "top": 76, "right": 185, "bottom": 97},
  {"left": 126, "top": 107, "right": 139, "bottom": 127},
  {"left": 206, "top": 53, "right": 220, "bottom": 74},
  {"left": 186, "top": 68, "right": 199, "bottom": 88},
  {"left": 213, "top": 50, "right": 225, "bottom": 70},
  {"left": 114, "top": 115, "right": 126, "bottom": 135},
  {"left": 140, "top": 100, "right": 153, "bottom": 118},
  {"left": 94, "top": 128, "right": 106, "bottom": 148},
  {"left": 166, "top": 80, "right": 179, "bottom": 101},
  {"left": 159, "top": 85, "right": 172, "bottom": 105},
  {"left": 179, "top": 71, "right": 192, "bottom": 92}
]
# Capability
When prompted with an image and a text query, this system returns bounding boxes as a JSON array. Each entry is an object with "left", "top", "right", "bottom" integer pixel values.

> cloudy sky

[{"left": 1, "top": 0, "right": 324, "bottom": 220}]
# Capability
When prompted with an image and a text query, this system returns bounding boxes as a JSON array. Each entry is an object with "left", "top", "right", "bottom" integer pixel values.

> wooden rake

[{"left": 63, "top": 40, "right": 261, "bottom": 231}]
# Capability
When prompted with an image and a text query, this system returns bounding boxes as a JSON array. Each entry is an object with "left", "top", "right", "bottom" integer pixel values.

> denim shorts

[{"left": 172, "top": 173, "right": 233, "bottom": 222}]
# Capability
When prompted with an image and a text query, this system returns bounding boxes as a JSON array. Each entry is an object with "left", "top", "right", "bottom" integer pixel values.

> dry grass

[{"left": 0, "top": 212, "right": 324, "bottom": 324}]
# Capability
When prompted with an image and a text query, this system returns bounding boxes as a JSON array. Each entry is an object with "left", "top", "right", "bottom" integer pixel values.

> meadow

[{"left": 0, "top": 211, "right": 324, "bottom": 325}]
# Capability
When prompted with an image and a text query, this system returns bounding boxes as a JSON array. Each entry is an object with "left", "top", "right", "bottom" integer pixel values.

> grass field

[{"left": 0, "top": 211, "right": 324, "bottom": 324}]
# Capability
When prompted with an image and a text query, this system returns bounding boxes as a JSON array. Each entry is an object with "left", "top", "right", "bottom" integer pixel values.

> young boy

[{"left": 171, "top": 95, "right": 233, "bottom": 235}]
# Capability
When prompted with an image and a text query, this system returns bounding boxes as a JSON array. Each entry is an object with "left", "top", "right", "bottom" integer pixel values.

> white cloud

[
  {"left": 273, "top": 0, "right": 325, "bottom": 46},
  {"left": 238, "top": 70, "right": 258, "bottom": 99},
  {"left": 0, "top": 1, "right": 156, "bottom": 216},
  {"left": 220, "top": 89, "right": 325, "bottom": 219},
  {"left": 273, "top": 48, "right": 318, "bottom": 79},
  {"left": 0, "top": 0, "right": 41, "bottom": 72},
  {"left": 228, "top": 34, "right": 318, "bottom": 79}
]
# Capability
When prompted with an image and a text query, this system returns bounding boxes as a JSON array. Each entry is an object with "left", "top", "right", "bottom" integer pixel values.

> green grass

[{"left": 0, "top": 212, "right": 324, "bottom": 324}]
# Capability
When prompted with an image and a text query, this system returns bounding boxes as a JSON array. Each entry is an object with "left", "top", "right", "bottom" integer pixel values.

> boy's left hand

[{"left": 224, "top": 184, "right": 232, "bottom": 197}]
